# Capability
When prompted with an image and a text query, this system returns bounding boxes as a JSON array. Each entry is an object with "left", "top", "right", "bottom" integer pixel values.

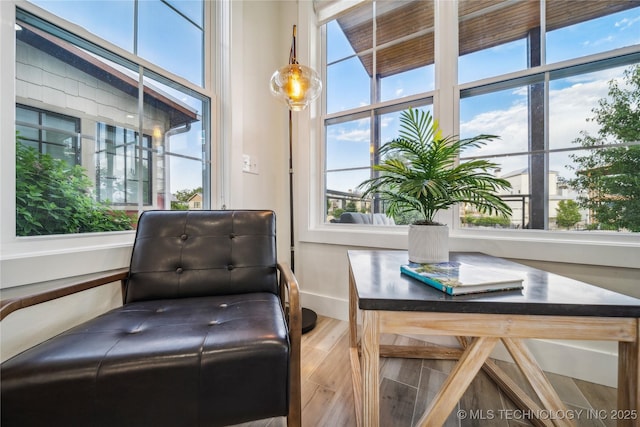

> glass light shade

[{"left": 270, "top": 64, "right": 322, "bottom": 111}]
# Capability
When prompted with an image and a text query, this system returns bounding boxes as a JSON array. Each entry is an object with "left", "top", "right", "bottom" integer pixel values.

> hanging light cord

[{"left": 290, "top": 25, "right": 298, "bottom": 65}]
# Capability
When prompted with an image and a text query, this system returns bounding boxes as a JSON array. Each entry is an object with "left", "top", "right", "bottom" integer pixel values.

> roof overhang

[
  {"left": 336, "top": 0, "right": 637, "bottom": 78},
  {"left": 17, "top": 23, "right": 200, "bottom": 128}
]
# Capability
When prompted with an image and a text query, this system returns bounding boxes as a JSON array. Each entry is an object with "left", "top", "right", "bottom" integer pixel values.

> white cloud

[
  {"left": 459, "top": 67, "right": 629, "bottom": 178},
  {"left": 334, "top": 128, "right": 370, "bottom": 143},
  {"left": 549, "top": 79, "right": 608, "bottom": 144},
  {"left": 327, "top": 117, "right": 371, "bottom": 143},
  {"left": 461, "top": 103, "right": 529, "bottom": 154},
  {"left": 615, "top": 15, "right": 640, "bottom": 30},
  {"left": 380, "top": 115, "right": 395, "bottom": 128},
  {"left": 583, "top": 35, "right": 614, "bottom": 48}
]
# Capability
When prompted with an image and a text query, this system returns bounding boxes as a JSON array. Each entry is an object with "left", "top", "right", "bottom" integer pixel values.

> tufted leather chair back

[{"left": 124, "top": 210, "right": 278, "bottom": 303}]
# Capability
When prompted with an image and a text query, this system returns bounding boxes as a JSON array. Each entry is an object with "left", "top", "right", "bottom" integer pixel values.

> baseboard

[
  {"left": 301, "top": 291, "right": 618, "bottom": 388},
  {"left": 300, "top": 290, "right": 350, "bottom": 323}
]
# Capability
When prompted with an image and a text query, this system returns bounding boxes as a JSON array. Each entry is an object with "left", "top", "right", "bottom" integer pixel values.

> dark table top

[{"left": 348, "top": 250, "right": 640, "bottom": 317}]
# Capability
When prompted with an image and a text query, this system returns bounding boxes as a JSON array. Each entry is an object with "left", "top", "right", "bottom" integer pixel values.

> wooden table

[{"left": 348, "top": 250, "right": 640, "bottom": 427}]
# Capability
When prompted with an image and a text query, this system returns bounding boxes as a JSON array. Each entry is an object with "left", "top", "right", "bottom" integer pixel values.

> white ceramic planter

[{"left": 408, "top": 224, "right": 449, "bottom": 263}]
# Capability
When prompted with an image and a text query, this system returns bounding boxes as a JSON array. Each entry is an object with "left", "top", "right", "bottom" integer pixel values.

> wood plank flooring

[{"left": 233, "top": 316, "right": 618, "bottom": 427}]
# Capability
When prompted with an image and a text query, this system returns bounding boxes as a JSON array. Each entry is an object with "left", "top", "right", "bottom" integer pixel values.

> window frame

[
  {"left": 95, "top": 123, "right": 153, "bottom": 206},
  {"left": 16, "top": 104, "right": 82, "bottom": 166},
  {"left": 304, "top": 0, "right": 640, "bottom": 268},
  {"left": 0, "top": 0, "right": 218, "bottom": 288}
]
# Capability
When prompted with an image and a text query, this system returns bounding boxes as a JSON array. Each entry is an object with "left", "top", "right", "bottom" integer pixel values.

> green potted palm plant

[{"left": 358, "top": 108, "right": 513, "bottom": 263}]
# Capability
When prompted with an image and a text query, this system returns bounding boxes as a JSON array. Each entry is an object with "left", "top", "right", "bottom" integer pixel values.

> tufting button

[
  {"left": 176, "top": 267, "right": 183, "bottom": 274},
  {"left": 229, "top": 233, "right": 236, "bottom": 239},
  {"left": 227, "top": 264, "right": 234, "bottom": 271},
  {"left": 180, "top": 234, "right": 188, "bottom": 240}
]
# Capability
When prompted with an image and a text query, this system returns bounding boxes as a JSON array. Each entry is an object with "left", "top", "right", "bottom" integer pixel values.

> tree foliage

[
  {"left": 568, "top": 65, "right": 640, "bottom": 232},
  {"left": 555, "top": 200, "right": 582, "bottom": 229},
  {"left": 462, "top": 214, "right": 511, "bottom": 228},
  {"left": 16, "top": 135, "right": 134, "bottom": 236}
]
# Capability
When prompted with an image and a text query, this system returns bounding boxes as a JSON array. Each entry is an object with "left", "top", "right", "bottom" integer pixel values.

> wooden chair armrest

[
  {"left": 277, "top": 262, "right": 301, "bottom": 334},
  {"left": 0, "top": 269, "right": 129, "bottom": 321},
  {"left": 277, "top": 261, "right": 302, "bottom": 426}
]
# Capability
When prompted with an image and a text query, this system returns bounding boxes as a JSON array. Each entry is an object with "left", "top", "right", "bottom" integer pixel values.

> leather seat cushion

[{"left": 1, "top": 293, "right": 290, "bottom": 427}]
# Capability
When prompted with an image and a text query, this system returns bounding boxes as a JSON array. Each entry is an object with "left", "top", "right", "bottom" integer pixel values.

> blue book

[{"left": 400, "top": 261, "right": 524, "bottom": 296}]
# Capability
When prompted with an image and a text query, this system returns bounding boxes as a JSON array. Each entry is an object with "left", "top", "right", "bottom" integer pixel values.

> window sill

[
  {"left": 299, "top": 224, "right": 640, "bottom": 269},
  {"left": 1, "top": 233, "right": 135, "bottom": 289}
]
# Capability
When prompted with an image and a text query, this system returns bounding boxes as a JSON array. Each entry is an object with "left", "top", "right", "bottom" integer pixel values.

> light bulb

[
  {"left": 285, "top": 66, "right": 305, "bottom": 101},
  {"left": 270, "top": 64, "right": 322, "bottom": 111}
]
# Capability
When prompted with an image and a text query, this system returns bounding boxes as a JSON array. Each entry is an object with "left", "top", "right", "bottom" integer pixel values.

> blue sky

[
  {"left": 325, "top": 6, "right": 640, "bottom": 193},
  {"left": 31, "top": 0, "right": 203, "bottom": 86},
  {"left": 25, "top": 1, "right": 640, "bottom": 195}
]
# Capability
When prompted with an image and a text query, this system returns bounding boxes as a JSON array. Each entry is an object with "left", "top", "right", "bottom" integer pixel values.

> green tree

[
  {"left": 171, "top": 201, "right": 189, "bottom": 210},
  {"left": 331, "top": 208, "right": 345, "bottom": 219},
  {"left": 344, "top": 201, "right": 358, "bottom": 212},
  {"left": 568, "top": 65, "right": 640, "bottom": 232},
  {"left": 555, "top": 200, "right": 582, "bottom": 229},
  {"left": 16, "top": 136, "right": 134, "bottom": 236}
]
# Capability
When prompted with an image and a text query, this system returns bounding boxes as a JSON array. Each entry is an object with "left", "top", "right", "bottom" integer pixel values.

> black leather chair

[{"left": 1, "top": 210, "right": 302, "bottom": 427}]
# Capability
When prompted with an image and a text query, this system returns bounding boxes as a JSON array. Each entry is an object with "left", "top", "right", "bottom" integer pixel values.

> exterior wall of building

[
  {"left": 188, "top": 193, "right": 203, "bottom": 210},
  {"left": 16, "top": 39, "right": 171, "bottom": 209}
]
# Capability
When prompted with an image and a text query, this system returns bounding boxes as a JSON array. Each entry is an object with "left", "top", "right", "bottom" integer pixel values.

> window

[
  {"left": 95, "top": 124, "right": 152, "bottom": 205},
  {"left": 15, "top": 7, "right": 210, "bottom": 236},
  {"left": 16, "top": 105, "right": 81, "bottom": 166},
  {"left": 28, "top": 0, "right": 204, "bottom": 86},
  {"left": 458, "top": 0, "right": 640, "bottom": 232},
  {"left": 322, "top": 0, "right": 640, "bottom": 234},
  {"left": 324, "top": 0, "right": 435, "bottom": 224}
]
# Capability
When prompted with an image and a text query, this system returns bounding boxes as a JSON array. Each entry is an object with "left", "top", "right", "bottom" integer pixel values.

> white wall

[
  {"left": 1, "top": 282, "right": 122, "bottom": 361},
  {"left": 0, "top": 0, "right": 295, "bottom": 360},
  {"left": 228, "top": 0, "right": 294, "bottom": 265}
]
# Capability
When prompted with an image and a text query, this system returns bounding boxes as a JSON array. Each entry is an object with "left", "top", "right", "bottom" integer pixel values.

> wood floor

[{"left": 234, "top": 315, "right": 618, "bottom": 427}]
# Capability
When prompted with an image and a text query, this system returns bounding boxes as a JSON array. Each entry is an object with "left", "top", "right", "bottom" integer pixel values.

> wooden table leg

[
  {"left": 458, "top": 337, "right": 553, "bottom": 427},
  {"left": 350, "top": 346, "right": 363, "bottom": 427},
  {"left": 348, "top": 266, "right": 363, "bottom": 427},
  {"left": 502, "top": 338, "right": 575, "bottom": 427},
  {"left": 617, "top": 318, "right": 640, "bottom": 427},
  {"left": 415, "top": 336, "right": 499, "bottom": 427},
  {"left": 361, "top": 310, "right": 380, "bottom": 427},
  {"left": 481, "top": 357, "right": 554, "bottom": 427},
  {"left": 349, "top": 266, "right": 358, "bottom": 349}
]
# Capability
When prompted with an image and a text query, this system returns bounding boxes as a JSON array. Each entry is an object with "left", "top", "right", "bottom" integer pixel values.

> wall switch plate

[{"left": 242, "top": 154, "right": 259, "bottom": 174}]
